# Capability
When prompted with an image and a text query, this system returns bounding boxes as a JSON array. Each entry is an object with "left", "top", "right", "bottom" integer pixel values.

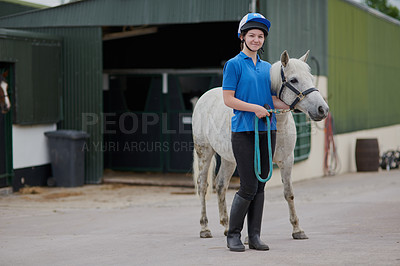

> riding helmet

[{"left": 238, "top": 13, "right": 271, "bottom": 38}]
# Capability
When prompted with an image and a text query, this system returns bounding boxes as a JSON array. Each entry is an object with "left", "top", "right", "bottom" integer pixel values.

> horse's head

[
  {"left": 271, "top": 50, "right": 329, "bottom": 121},
  {"left": 0, "top": 76, "right": 11, "bottom": 114}
]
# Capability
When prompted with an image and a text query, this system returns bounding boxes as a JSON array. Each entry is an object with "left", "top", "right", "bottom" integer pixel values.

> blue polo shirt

[{"left": 223, "top": 52, "right": 277, "bottom": 132}]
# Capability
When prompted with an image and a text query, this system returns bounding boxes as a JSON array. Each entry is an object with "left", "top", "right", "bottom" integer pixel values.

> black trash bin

[{"left": 44, "top": 130, "right": 90, "bottom": 187}]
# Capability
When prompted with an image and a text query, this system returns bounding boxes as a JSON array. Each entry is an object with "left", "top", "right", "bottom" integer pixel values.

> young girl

[{"left": 223, "top": 13, "right": 289, "bottom": 252}]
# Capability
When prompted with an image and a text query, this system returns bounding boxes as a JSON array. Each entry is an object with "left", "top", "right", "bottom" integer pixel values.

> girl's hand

[
  {"left": 223, "top": 91, "right": 271, "bottom": 118},
  {"left": 253, "top": 105, "right": 270, "bottom": 118}
]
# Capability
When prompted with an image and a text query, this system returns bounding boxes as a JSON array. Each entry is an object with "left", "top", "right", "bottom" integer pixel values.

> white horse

[{"left": 192, "top": 50, "right": 329, "bottom": 240}]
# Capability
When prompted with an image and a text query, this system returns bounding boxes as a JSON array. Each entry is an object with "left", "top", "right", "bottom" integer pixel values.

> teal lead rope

[{"left": 254, "top": 109, "right": 291, "bottom": 183}]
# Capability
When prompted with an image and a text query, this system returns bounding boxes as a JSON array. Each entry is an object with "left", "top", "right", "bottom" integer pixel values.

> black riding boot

[
  {"left": 247, "top": 192, "right": 269, "bottom": 250},
  {"left": 227, "top": 193, "right": 251, "bottom": 252}
]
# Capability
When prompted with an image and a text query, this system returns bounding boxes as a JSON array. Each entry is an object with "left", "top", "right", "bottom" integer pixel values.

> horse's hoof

[
  {"left": 292, "top": 231, "right": 308, "bottom": 240},
  {"left": 200, "top": 230, "right": 213, "bottom": 238}
]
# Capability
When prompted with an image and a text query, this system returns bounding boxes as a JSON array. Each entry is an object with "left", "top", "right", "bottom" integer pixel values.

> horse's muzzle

[{"left": 308, "top": 105, "right": 329, "bottom": 121}]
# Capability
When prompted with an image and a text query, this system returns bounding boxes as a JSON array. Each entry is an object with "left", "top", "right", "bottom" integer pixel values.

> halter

[{"left": 278, "top": 66, "right": 319, "bottom": 110}]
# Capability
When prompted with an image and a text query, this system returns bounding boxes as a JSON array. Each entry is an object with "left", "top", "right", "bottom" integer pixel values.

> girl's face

[{"left": 241, "top": 29, "right": 265, "bottom": 51}]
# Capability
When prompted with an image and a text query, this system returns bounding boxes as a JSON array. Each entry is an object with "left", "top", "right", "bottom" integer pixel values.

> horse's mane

[
  {"left": 270, "top": 58, "right": 311, "bottom": 95},
  {"left": 270, "top": 61, "right": 283, "bottom": 95}
]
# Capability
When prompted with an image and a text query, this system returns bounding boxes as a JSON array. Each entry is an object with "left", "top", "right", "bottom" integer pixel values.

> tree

[{"left": 365, "top": 0, "right": 400, "bottom": 20}]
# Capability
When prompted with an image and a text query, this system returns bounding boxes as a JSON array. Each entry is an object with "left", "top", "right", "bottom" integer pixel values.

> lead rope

[{"left": 254, "top": 109, "right": 291, "bottom": 183}]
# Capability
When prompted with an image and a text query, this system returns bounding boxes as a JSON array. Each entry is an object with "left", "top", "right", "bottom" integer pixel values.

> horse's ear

[
  {"left": 281, "top": 50, "right": 289, "bottom": 67},
  {"left": 299, "top": 50, "right": 310, "bottom": 62}
]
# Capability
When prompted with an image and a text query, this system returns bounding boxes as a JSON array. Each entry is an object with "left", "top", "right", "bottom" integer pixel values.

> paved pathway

[{"left": 0, "top": 170, "right": 399, "bottom": 265}]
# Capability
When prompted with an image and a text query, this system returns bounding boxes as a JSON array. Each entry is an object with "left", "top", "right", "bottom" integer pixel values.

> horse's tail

[{"left": 193, "top": 148, "right": 216, "bottom": 199}]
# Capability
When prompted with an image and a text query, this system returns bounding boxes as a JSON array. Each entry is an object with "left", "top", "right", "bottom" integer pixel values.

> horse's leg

[
  {"left": 278, "top": 158, "right": 308, "bottom": 240},
  {"left": 214, "top": 158, "right": 236, "bottom": 236},
  {"left": 195, "top": 143, "right": 215, "bottom": 238}
]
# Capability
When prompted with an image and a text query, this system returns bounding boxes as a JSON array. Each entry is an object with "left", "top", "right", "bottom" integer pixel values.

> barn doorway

[
  {"left": 0, "top": 63, "right": 13, "bottom": 187},
  {"left": 102, "top": 22, "right": 236, "bottom": 173},
  {"left": 103, "top": 69, "right": 222, "bottom": 172}
]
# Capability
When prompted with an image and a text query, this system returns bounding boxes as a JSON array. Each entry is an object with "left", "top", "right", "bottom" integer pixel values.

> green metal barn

[
  {"left": 0, "top": 0, "right": 46, "bottom": 17},
  {"left": 328, "top": 0, "right": 400, "bottom": 133},
  {"left": 0, "top": 0, "right": 399, "bottom": 186}
]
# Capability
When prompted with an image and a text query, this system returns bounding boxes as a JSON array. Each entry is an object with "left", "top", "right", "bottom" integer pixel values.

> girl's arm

[
  {"left": 223, "top": 90, "right": 270, "bottom": 118},
  {"left": 272, "top": 96, "right": 290, "bottom": 110}
]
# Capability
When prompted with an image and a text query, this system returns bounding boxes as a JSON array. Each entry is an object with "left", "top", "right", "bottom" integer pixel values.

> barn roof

[
  {"left": 0, "top": 0, "right": 47, "bottom": 9},
  {"left": 0, "top": 27, "right": 61, "bottom": 40},
  {"left": 0, "top": 0, "right": 46, "bottom": 18},
  {"left": 0, "top": 0, "right": 248, "bottom": 28},
  {"left": 342, "top": 0, "right": 400, "bottom": 26}
]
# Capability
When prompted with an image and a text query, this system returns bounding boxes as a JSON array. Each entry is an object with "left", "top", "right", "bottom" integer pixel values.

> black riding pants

[{"left": 231, "top": 131, "right": 276, "bottom": 201}]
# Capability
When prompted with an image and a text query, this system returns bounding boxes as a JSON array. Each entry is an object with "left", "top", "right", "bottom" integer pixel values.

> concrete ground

[{"left": 0, "top": 170, "right": 399, "bottom": 266}]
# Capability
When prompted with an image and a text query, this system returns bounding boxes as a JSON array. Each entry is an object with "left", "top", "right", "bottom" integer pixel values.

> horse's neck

[{"left": 275, "top": 112, "right": 294, "bottom": 132}]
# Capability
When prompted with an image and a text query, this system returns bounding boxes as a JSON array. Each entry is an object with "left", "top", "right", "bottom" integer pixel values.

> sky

[
  {"left": 22, "top": 0, "right": 400, "bottom": 10},
  {"left": 23, "top": 0, "right": 72, "bottom": 6}
]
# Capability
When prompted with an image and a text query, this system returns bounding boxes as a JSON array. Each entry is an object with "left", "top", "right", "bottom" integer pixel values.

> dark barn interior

[
  {"left": 102, "top": 22, "right": 240, "bottom": 173},
  {"left": 103, "top": 22, "right": 239, "bottom": 69}
]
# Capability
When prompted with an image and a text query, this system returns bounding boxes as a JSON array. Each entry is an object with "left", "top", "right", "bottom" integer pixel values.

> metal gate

[{"left": 0, "top": 64, "right": 13, "bottom": 187}]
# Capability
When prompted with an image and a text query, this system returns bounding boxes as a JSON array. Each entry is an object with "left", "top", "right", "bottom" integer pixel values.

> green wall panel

[
  {"left": 30, "top": 27, "right": 104, "bottom": 184},
  {"left": 0, "top": 29, "right": 62, "bottom": 125},
  {"left": 260, "top": 0, "right": 328, "bottom": 75},
  {"left": 328, "top": 0, "right": 400, "bottom": 133}
]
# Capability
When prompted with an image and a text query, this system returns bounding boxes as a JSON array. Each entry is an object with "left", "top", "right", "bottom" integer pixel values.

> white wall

[
  {"left": 334, "top": 124, "right": 400, "bottom": 173},
  {"left": 12, "top": 124, "right": 56, "bottom": 169}
]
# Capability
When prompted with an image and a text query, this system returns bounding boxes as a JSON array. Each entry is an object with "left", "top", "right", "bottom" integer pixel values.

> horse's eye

[{"left": 290, "top": 78, "right": 298, "bottom": 84}]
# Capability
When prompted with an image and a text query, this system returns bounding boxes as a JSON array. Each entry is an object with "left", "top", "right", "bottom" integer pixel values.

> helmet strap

[
  {"left": 244, "top": 39, "right": 256, "bottom": 52},
  {"left": 242, "top": 39, "right": 265, "bottom": 55}
]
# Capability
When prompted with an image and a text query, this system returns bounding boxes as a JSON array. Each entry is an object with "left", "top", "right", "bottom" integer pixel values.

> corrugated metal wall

[
  {"left": 30, "top": 43, "right": 62, "bottom": 124},
  {"left": 30, "top": 27, "right": 103, "bottom": 184},
  {"left": 0, "top": 29, "right": 62, "bottom": 125},
  {"left": 260, "top": 0, "right": 328, "bottom": 75},
  {"left": 0, "top": 0, "right": 249, "bottom": 27},
  {"left": 328, "top": 0, "right": 400, "bottom": 133}
]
